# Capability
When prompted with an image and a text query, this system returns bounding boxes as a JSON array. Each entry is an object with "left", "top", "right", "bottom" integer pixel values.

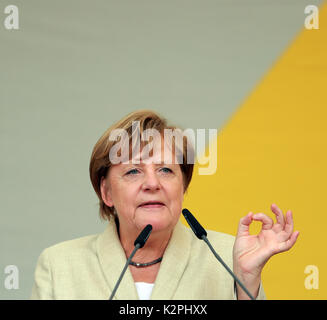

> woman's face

[{"left": 101, "top": 148, "right": 185, "bottom": 235}]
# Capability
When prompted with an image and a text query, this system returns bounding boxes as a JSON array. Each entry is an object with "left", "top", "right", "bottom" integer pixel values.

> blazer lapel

[
  {"left": 150, "top": 220, "right": 192, "bottom": 300},
  {"left": 96, "top": 218, "right": 139, "bottom": 300}
]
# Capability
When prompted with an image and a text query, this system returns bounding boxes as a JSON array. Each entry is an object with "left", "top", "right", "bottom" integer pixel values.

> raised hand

[{"left": 233, "top": 204, "right": 300, "bottom": 299}]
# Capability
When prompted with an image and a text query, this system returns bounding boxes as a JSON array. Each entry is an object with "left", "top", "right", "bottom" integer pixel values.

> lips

[{"left": 138, "top": 201, "right": 165, "bottom": 208}]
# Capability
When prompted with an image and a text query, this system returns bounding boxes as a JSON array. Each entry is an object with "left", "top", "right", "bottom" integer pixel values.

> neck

[{"left": 116, "top": 219, "right": 172, "bottom": 262}]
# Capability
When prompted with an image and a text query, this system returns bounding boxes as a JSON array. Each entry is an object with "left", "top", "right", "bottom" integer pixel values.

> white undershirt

[{"left": 134, "top": 282, "right": 154, "bottom": 300}]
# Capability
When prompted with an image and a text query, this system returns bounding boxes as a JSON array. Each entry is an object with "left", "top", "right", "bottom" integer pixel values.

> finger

[
  {"left": 237, "top": 212, "right": 254, "bottom": 237},
  {"left": 279, "top": 231, "right": 300, "bottom": 252},
  {"left": 284, "top": 210, "right": 294, "bottom": 235},
  {"left": 252, "top": 213, "right": 274, "bottom": 230},
  {"left": 270, "top": 203, "right": 285, "bottom": 229}
]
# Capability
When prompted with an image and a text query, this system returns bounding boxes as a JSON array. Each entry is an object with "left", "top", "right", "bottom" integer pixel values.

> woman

[{"left": 31, "top": 110, "right": 299, "bottom": 300}]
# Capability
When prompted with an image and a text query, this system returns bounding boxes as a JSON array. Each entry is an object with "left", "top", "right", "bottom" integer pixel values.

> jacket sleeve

[
  {"left": 255, "top": 282, "right": 266, "bottom": 300},
  {"left": 30, "top": 248, "right": 54, "bottom": 300}
]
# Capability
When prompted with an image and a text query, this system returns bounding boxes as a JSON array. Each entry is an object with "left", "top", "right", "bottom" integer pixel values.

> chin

[
  {"left": 135, "top": 206, "right": 180, "bottom": 233},
  {"left": 136, "top": 216, "right": 174, "bottom": 234}
]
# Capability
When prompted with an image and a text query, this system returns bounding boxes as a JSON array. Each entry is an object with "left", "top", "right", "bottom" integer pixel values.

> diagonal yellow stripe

[{"left": 183, "top": 2, "right": 327, "bottom": 299}]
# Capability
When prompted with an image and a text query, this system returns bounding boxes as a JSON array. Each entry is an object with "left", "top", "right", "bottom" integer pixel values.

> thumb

[{"left": 236, "top": 212, "right": 254, "bottom": 237}]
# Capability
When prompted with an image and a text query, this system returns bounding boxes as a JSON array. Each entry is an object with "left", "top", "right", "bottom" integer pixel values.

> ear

[{"left": 100, "top": 176, "right": 114, "bottom": 207}]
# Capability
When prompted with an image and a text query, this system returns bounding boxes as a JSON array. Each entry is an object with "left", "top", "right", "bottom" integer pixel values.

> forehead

[
  {"left": 111, "top": 134, "right": 184, "bottom": 165},
  {"left": 133, "top": 140, "right": 179, "bottom": 164}
]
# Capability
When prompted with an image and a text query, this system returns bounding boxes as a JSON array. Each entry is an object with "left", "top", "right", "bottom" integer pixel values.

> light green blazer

[{"left": 30, "top": 218, "right": 266, "bottom": 300}]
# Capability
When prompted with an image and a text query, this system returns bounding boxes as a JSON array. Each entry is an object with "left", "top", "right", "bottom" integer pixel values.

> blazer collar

[
  {"left": 96, "top": 217, "right": 138, "bottom": 300},
  {"left": 150, "top": 220, "right": 191, "bottom": 299},
  {"left": 96, "top": 217, "right": 192, "bottom": 300}
]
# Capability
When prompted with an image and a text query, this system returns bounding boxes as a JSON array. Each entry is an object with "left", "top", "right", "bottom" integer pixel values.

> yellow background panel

[{"left": 183, "top": 3, "right": 326, "bottom": 299}]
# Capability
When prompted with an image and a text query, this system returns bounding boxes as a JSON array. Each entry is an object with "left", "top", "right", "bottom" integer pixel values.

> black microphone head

[
  {"left": 182, "top": 208, "right": 207, "bottom": 240},
  {"left": 134, "top": 224, "right": 152, "bottom": 248}
]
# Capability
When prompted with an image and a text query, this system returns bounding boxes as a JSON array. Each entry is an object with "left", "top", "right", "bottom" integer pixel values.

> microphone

[
  {"left": 182, "top": 208, "right": 255, "bottom": 300},
  {"left": 109, "top": 224, "right": 153, "bottom": 300},
  {"left": 134, "top": 224, "right": 152, "bottom": 248}
]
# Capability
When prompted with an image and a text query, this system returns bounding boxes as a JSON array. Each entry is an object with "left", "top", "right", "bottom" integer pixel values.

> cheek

[
  {"left": 169, "top": 180, "right": 184, "bottom": 205},
  {"left": 114, "top": 186, "right": 134, "bottom": 205},
  {"left": 115, "top": 182, "right": 141, "bottom": 209}
]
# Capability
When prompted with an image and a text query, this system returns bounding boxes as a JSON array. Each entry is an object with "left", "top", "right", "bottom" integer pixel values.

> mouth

[{"left": 138, "top": 201, "right": 165, "bottom": 209}]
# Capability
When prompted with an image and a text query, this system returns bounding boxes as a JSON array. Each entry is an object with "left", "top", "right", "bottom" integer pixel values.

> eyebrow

[{"left": 123, "top": 162, "right": 175, "bottom": 166}]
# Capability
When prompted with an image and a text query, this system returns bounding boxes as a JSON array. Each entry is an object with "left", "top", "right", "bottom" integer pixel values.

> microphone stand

[
  {"left": 109, "top": 224, "right": 152, "bottom": 300},
  {"left": 201, "top": 235, "right": 255, "bottom": 300},
  {"left": 109, "top": 243, "right": 140, "bottom": 300},
  {"left": 182, "top": 208, "right": 255, "bottom": 300}
]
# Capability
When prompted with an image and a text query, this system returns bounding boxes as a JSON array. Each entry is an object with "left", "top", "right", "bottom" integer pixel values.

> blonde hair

[{"left": 89, "top": 109, "right": 194, "bottom": 220}]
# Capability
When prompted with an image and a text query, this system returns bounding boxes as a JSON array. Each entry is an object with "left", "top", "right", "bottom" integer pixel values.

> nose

[{"left": 142, "top": 169, "right": 161, "bottom": 192}]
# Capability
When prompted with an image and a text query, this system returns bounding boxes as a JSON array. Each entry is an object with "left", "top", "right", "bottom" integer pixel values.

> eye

[
  {"left": 160, "top": 167, "right": 173, "bottom": 173},
  {"left": 126, "top": 168, "right": 140, "bottom": 175}
]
